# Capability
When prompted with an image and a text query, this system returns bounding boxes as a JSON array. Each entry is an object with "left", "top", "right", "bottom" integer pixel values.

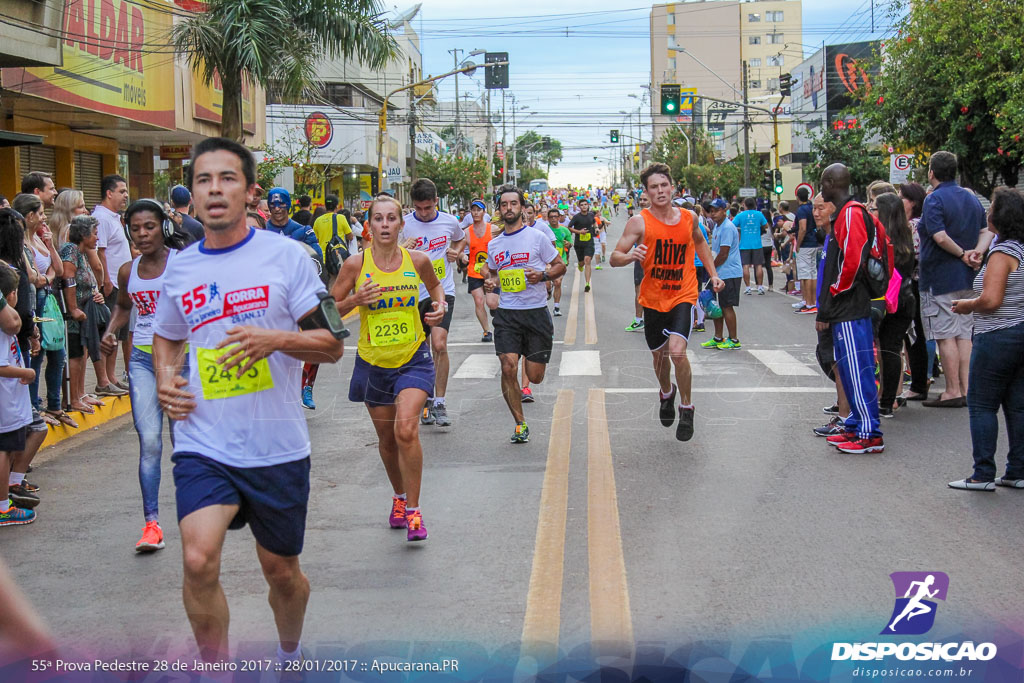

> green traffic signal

[
  {"left": 773, "top": 170, "right": 784, "bottom": 194},
  {"left": 660, "top": 84, "right": 681, "bottom": 116}
]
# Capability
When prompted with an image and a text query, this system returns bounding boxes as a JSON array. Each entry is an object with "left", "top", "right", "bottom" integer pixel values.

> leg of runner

[
  {"left": 301, "top": 363, "right": 318, "bottom": 410},
  {"left": 179, "top": 504, "right": 238, "bottom": 663},
  {"left": 552, "top": 276, "right": 563, "bottom": 316},
  {"left": 255, "top": 544, "right": 310, "bottom": 658},
  {"left": 470, "top": 286, "right": 492, "bottom": 341},
  {"left": 521, "top": 359, "right": 533, "bottom": 403},
  {"left": 429, "top": 326, "right": 451, "bottom": 426},
  {"left": 583, "top": 254, "right": 593, "bottom": 291},
  {"left": 499, "top": 353, "right": 526, "bottom": 426},
  {"left": 367, "top": 389, "right": 428, "bottom": 541},
  {"left": 652, "top": 333, "right": 695, "bottom": 441}
]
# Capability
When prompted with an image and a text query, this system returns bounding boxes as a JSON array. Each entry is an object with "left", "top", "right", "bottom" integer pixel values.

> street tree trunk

[{"left": 220, "top": 70, "right": 244, "bottom": 142}]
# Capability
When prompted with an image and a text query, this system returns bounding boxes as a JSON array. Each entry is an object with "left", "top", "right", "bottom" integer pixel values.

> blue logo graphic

[{"left": 881, "top": 571, "right": 949, "bottom": 635}]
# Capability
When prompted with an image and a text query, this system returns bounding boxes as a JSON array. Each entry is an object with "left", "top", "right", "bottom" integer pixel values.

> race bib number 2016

[
  {"left": 196, "top": 346, "right": 274, "bottom": 400},
  {"left": 499, "top": 268, "right": 527, "bottom": 293}
]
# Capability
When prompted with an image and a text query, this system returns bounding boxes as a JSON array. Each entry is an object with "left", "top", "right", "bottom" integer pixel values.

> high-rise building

[{"left": 650, "top": 0, "right": 802, "bottom": 192}]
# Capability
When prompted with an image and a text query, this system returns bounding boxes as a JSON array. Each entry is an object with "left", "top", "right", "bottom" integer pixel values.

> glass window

[
  {"left": 668, "top": 57, "right": 676, "bottom": 71},
  {"left": 767, "top": 11, "right": 784, "bottom": 22},
  {"left": 749, "top": 58, "right": 762, "bottom": 67},
  {"left": 768, "top": 78, "right": 780, "bottom": 90},
  {"left": 748, "top": 13, "right": 761, "bottom": 22},
  {"left": 767, "top": 33, "right": 784, "bottom": 44},
  {"left": 324, "top": 83, "right": 353, "bottom": 107},
  {"left": 749, "top": 36, "right": 761, "bottom": 45},
  {"left": 767, "top": 55, "right": 784, "bottom": 66},
  {"left": 750, "top": 80, "right": 762, "bottom": 89},
  {"left": 667, "top": 12, "right": 675, "bottom": 25}
]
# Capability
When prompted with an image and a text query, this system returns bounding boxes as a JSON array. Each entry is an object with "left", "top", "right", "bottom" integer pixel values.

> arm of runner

[
  {"left": 331, "top": 253, "right": 378, "bottom": 317},
  {"left": 447, "top": 237, "right": 467, "bottom": 262},
  {"left": 411, "top": 250, "right": 446, "bottom": 326},
  {"left": 100, "top": 261, "right": 134, "bottom": 356},
  {"left": 608, "top": 215, "right": 646, "bottom": 267},
  {"left": 214, "top": 315, "right": 343, "bottom": 371},
  {"left": 153, "top": 334, "right": 193, "bottom": 420}
]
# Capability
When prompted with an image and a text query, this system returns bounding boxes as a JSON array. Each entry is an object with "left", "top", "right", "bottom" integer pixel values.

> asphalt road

[{"left": 7, "top": 211, "right": 1023, "bottom": 680}]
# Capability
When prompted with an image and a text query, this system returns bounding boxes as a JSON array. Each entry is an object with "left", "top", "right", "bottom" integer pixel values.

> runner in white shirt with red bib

[{"left": 402, "top": 178, "right": 466, "bottom": 428}]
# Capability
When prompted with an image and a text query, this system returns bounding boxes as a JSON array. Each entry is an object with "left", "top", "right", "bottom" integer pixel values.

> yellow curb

[{"left": 40, "top": 395, "right": 133, "bottom": 449}]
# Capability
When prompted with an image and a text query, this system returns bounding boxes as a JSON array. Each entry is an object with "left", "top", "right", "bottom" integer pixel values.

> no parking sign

[{"left": 795, "top": 182, "right": 814, "bottom": 199}]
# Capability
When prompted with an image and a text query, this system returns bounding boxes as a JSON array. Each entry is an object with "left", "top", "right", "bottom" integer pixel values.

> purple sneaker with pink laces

[{"left": 389, "top": 496, "right": 407, "bottom": 528}]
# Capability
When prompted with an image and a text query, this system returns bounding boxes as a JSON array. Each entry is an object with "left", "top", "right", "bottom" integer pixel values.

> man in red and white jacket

[{"left": 816, "top": 163, "right": 884, "bottom": 454}]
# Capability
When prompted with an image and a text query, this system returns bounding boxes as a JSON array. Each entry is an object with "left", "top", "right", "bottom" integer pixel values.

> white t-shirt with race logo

[
  {"left": 0, "top": 332, "right": 32, "bottom": 433},
  {"left": 153, "top": 229, "right": 326, "bottom": 468},
  {"left": 526, "top": 221, "right": 558, "bottom": 243},
  {"left": 402, "top": 210, "right": 465, "bottom": 300},
  {"left": 486, "top": 226, "right": 560, "bottom": 310}
]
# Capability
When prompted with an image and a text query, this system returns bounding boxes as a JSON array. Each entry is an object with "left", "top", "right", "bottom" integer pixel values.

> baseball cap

[
  {"left": 471, "top": 200, "right": 486, "bottom": 210},
  {"left": 267, "top": 187, "right": 290, "bottom": 206},
  {"left": 253, "top": 183, "right": 264, "bottom": 195},
  {"left": 325, "top": 194, "right": 339, "bottom": 211},
  {"left": 672, "top": 198, "right": 685, "bottom": 206},
  {"left": 683, "top": 195, "right": 696, "bottom": 204},
  {"left": 709, "top": 198, "right": 729, "bottom": 210},
  {"left": 169, "top": 184, "right": 191, "bottom": 207}
]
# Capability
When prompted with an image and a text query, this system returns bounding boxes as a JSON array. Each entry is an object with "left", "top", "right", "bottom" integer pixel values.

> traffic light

[
  {"left": 761, "top": 170, "right": 773, "bottom": 193},
  {"left": 779, "top": 73, "right": 792, "bottom": 97},
  {"left": 610, "top": 129, "right": 619, "bottom": 143},
  {"left": 660, "top": 83, "right": 681, "bottom": 115},
  {"left": 773, "top": 170, "right": 784, "bottom": 195},
  {"left": 485, "top": 52, "right": 509, "bottom": 89}
]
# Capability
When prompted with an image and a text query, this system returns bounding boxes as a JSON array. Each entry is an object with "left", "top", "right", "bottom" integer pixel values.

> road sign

[
  {"left": 738, "top": 187, "right": 756, "bottom": 198},
  {"left": 679, "top": 87, "right": 697, "bottom": 123},
  {"left": 511, "top": 169, "right": 521, "bottom": 178},
  {"left": 795, "top": 182, "right": 814, "bottom": 199},
  {"left": 889, "top": 154, "right": 914, "bottom": 185},
  {"left": 706, "top": 101, "right": 740, "bottom": 131}
]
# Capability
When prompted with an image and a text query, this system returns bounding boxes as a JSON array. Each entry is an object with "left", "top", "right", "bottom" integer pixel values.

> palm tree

[{"left": 173, "top": 0, "right": 397, "bottom": 141}]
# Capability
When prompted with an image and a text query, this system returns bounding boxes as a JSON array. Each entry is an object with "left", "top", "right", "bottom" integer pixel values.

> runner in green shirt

[{"left": 548, "top": 207, "right": 572, "bottom": 317}]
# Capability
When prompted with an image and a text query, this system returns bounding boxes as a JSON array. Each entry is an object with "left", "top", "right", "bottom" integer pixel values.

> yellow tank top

[{"left": 357, "top": 247, "right": 425, "bottom": 368}]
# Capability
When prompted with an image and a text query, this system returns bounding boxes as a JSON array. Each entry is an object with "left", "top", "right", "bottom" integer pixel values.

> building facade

[{"left": 0, "top": 0, "right": 265, "bottom": 205}]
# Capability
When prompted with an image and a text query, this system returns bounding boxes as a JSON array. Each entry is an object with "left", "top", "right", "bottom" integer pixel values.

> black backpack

[{"left": 324, "top": 213, "right": 350, "bottom": 276}]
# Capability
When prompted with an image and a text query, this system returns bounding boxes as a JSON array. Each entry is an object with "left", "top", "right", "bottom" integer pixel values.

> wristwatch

[{"left": 540, "top": 271, "right": 549, "bottom": 282}]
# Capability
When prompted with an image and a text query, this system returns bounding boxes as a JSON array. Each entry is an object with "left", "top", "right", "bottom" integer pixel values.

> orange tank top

[
  {"left": 637, "top": 208, "right": 699, "bottom": 312},
  {"left": 467, "top": 222, "right": 493, "bottom": 279}
]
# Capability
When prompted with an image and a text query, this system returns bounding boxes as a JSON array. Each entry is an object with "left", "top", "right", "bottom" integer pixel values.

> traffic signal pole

[
  {"left": 742, "top": 60, "right": 750, "bottom": 187},
  {"left": 376, "top": 59, "right": 509, "bottom": 191}
]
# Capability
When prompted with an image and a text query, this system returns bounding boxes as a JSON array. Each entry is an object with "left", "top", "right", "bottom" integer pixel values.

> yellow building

[{"left": 0, "top": 0, "right": 265, "bottom": 205}]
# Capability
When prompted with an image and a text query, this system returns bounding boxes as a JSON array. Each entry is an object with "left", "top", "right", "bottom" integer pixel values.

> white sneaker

[
  {"left": 792, "top": 301, "right": 806, "bottom": 309},
  {"left": 757, "top": 286, "right": 766, "bottom": 295},
  {"left": 744, "top": 287, "right": 753, "bottom": 295}
]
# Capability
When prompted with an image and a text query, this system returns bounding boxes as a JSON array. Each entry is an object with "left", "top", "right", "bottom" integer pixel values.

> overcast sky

[{"left": 404, "top": 0, "right": 894, "bottom": 187}]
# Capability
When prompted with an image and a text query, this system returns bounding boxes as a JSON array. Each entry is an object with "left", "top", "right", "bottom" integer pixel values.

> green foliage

[
  {"left": 416, "top": 153, "right": 490, "bottom": 206},
  {"left": 653, "top": 125, "right": 717, "bottom": 179},
  {"left": 514, "top": 130, "right": 563, "bottom": 172},
  {"left": 807, "top": 126, "right": 888, "bottom": 195},
  {"left": 172, "top": 0, "right": 397, "bottom": 140},
  {"left": 255, "top": 127, "right": 338, "bottom": 195},
  {"left": 857, "top": 0, "right": 1024, "bottom": 195},
  {"left": 676, "top": 159, "right": 766, "bottom": 201}
]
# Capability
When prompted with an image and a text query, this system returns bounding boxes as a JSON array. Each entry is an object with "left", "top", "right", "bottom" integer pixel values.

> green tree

[
  {"left": 807, "top": 126, "right": 888, "bottom": 195},
  {"left": 857, "top": 0, "right": 1024, "bottom": 195},
  {"left": 514, "top": 130, "right": 563, "bottom": 175},
  {"left": 652, "top": 126, "right": 717, "bottom": 180},
  {"left": 173, "top": 0, "right": 396, "bottom": 140},
  {"left": 416, "top": 153, "right": 490, "bottom": 206}
]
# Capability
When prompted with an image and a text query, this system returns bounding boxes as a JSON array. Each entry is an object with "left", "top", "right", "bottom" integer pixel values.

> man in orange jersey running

[{"left": 610, "top": 163, "right": 723, "bottom": 441}]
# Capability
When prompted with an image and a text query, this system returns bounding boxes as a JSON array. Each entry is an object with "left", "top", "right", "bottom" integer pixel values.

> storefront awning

[{"left": 0, "top": 131, "right": 44, "bottom": 147}]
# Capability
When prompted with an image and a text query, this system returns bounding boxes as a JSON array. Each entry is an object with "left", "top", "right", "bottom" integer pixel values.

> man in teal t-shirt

[
  {"left": 734, "top": 196, "right": 769, "bottom": 294},
  {"left": 548, "top": 207, "right": 572, "bottom": 317}
]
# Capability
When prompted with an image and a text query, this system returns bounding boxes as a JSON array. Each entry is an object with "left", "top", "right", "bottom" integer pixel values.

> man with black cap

[{"left": 170, "top": 184, "right": 205, "bottom": 243}]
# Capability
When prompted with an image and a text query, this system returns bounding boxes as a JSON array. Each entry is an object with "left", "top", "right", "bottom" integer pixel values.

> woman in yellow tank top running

[{"left": 332, "top": 196, "right": 444, "bottom": 542}]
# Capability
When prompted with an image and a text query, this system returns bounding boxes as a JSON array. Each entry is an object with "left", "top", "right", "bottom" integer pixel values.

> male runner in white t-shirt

[
  {"left": 402, "top": 178, "right": 466, "bottom": 428},
  {"left": 152, "top": 137, "right": 345, "bottom": 667}
]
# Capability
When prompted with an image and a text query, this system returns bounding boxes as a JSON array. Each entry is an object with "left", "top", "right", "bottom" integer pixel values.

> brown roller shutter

[
  {"left": 74, "top": 151, "right": 104, "bottom": 211},
  {"left": 18, "top": 145, "right": 57, "bottom": 184}
]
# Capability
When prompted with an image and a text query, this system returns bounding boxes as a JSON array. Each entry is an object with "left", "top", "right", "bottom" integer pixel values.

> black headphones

[{"left": 125, "top": 198, "right": 175, "bottom": 239}]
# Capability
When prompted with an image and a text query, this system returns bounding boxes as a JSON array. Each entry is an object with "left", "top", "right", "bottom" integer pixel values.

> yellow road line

[
  {"left": 520, "top": 389, "right": 574, "bottom": 664},
  {"left": 587, "top": 388, "right": 634, "bottom": 656},
  {"left": 562, "top": 267, "right": 582, "bottom": 345},
  {"left": 584, "top": 283, "right": 598, "bottom": 345}
]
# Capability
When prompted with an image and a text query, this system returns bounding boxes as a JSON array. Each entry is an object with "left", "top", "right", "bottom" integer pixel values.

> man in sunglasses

[{"left": 265, "top": 187, "right": 322, "bottom": 260}]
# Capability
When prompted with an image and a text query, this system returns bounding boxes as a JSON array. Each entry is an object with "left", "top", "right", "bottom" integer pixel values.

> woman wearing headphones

[{"left": 101, "top": 200, "right": 189, "bottom": 553}]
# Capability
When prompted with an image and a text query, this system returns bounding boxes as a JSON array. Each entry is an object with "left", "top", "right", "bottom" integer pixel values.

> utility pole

[
  {"left": 511, "top": 94, "right": 518, "bottom": 187},
  {"left": 409, "top": 63, "right": 417, "bottom": 182},
  {"left": 449, "top": 48, "right": 463, "bottom": 153},
  {"left": 486, "top": 89, "right": 493, "bottom": 194},
  {"left": 742, "top": 59, "right": 750, "bottom": 187},
  {"left": 501, "top": 90, "right": 507, "bottom": 184}
]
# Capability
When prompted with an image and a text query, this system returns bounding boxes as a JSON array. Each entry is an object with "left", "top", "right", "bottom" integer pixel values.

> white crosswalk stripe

[
  {"left": 453, "top": 354, "right": 500, "bottom": 379},
  {"left": 558, "top": 350, "right": 602, "bottom": 376},
  {"left": 747, "top": 349, "right": 818, "bottom": 376}
]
